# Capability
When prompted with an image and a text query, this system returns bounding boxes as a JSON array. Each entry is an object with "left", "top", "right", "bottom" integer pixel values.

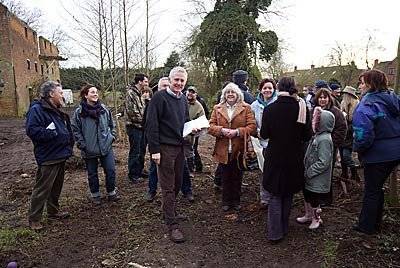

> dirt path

[{"left": 0, "top": 118, "right": 399, "bottom": 268}]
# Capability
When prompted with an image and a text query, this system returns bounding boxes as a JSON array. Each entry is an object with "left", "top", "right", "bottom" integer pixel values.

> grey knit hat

[{"left": 232, "top": 70, "right": 248, "bottom": 83}]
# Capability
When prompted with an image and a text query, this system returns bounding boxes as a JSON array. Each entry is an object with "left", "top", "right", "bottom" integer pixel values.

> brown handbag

[{"left": 237, "top": 131, "right": 259, "bottom": 171}]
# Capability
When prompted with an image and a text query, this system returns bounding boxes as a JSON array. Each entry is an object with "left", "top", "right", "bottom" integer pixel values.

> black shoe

[
  {"left": 352, "top": 223, "right": 374, "bottom": 234},
  {"left": 146, "top": 192, "right": 156, "bottom": 202},
  {"left": 184, "top": 192, "right": 195, "bottom": 203}
]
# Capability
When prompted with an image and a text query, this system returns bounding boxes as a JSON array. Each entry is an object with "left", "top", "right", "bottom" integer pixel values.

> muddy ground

[{"left": 0, "top": 116, "right": 399, "bottom": 268}]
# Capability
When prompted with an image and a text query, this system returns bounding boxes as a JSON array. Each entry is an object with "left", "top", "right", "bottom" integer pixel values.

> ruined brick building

[{"left": 0, "top": 2, "right": 64, "bottom": 117}]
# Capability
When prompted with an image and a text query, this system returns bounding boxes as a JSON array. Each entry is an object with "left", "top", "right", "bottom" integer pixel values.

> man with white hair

[{"left": 145, "top": 67, "right": 199, "bottom": 243}]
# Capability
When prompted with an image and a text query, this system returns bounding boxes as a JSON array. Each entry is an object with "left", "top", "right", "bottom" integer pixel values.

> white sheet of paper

[
  {"left": 182, "top": 115, "right": 209, "bottom": 138},
  {"left": 46, "top": 122, "right": 56, "bottom": 130}
]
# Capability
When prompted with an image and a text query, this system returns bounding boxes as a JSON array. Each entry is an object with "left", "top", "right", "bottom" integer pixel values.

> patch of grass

[
  {"left": 319, "top": 240, "right": 339, "bottom": 268},
  {"left": 376, "top": 233, "right": 400, "bottom": 253},
  {"left": 0, "top": 228, "right": 38, "bottom": 251}
]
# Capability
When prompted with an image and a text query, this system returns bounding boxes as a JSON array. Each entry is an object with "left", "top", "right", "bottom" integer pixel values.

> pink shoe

[
  {"left": 309, "top": 207, "right": 323, "bottom": 229},
  {"left": 296, "top": 202, "right": 312, "bottom": 224}
]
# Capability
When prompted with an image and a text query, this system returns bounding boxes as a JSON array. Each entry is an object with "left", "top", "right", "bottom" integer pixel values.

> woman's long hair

[{"left": 341, "top": 93, "right": 359, "bottom": 122}]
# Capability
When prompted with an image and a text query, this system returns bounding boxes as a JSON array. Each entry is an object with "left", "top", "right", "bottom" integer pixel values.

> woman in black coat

[{"left": 260, "top": 77, "right": 312, "bottom": 242}]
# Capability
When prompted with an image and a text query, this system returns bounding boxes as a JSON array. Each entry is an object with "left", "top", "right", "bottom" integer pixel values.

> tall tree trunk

[
  {"left": 99, "top": 0, "right": 105, "bottom": 99},
  {"left": 389, "top": 36, "right": 400, "bottom": 207},
  {"left": 145, "top": 0, "right": 149, "bottom": 75}
]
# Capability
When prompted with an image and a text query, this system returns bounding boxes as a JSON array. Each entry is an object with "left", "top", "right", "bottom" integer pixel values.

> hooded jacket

[
  {"left": 304, "top": 108, "right": 335, "bottom": 193},
  {"left": 353, "top": 90, "right": 400, "bottom": 163}
]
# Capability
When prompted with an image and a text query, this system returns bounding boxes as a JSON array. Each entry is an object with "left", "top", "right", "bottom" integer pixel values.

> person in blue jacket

[
  {"left": 352, "top": 69, "right": 400, "bottom": 234},
  {"left": 26, "top": 81, "right": 74, "bottom": 230},
  {"left": 72, "top": 84, "right": 120, "bottom": 206}
]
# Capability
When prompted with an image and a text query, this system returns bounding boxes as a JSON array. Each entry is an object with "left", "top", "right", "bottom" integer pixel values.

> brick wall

[
  {"left": 0, "top": 4, "right": 17, "bottom": 116},
  {"left": 0, "top": 3, "right": 62, "bottom": 117},
  {"left": 10, "top": 13, "right": 41, "bottom": 116}
]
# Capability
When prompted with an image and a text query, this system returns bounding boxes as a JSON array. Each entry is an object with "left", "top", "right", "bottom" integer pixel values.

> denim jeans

[
  {"left": 147, "top": 159, "right": 192, "bottom": 195},
  {"left": 126, "top": 125, "right": 145, "bottom": 179},
  {"left": 84, "top": 150, "right": 116, "bottom": 197},
  {"left": 340, "top": 147, "right": 356, "bottom": 168},
  {"left": 358, "top": 160, "right": 399, "bottom": 233}
]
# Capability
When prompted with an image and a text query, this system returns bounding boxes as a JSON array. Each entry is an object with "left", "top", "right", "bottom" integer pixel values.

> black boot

[
  {"left": 350, "top": 167, "right": 360, "bottom": 182},
  {"left": 340, "top": 165, "right": 349, "bottom": 179}
]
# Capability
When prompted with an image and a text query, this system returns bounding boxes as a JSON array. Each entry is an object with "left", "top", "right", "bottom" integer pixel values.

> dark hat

[
  {"left": 342, "top": 86, "right": 358, "bottom": 98},
  {"left": 330, "top": 84, "right": 340, "bottom": 90},
  {"left": 232, "top": 70, "right": 248, "bottom": 83},
  {"left": 187, "top": 85, "right": 198, "bottom": 93},
  {"left": 314, "top": 80, "right": 330, "bottom": 89}
]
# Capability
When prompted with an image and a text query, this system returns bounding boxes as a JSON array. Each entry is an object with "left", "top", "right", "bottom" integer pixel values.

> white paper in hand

[
  {"left": 46, "top": 122, "right": 56, "bottom": 130},
  {"left": 182, "top": 115, "right": 209, "bottom": 138}
]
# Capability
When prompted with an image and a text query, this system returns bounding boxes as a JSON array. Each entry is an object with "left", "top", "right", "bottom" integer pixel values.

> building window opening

[
  {"left": 24, "top": 27, "right": 28, "bottom": 38},
  {"left": 41, "top": 64, "right": 44, "bottom": 75},
  {"left": 44, "top": 41, "right": 47, "bottom": 49},
  {"left": 389, "top": 68, "right": 395, "bottom": 75},
  {"left": 34, "top": 62, "right": 38, "bottom": 72},
  {"left": 27, "top": 59, "right": 31, "bottom": 70}
]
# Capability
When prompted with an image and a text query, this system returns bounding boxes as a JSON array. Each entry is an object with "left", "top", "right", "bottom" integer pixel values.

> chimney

[
  {"left": 374, "top": 59, "right": 379, "bottom": 67},
  {"left": 311, "top": 64, "right": 315, "bottom": 69},
  {"left": 294, "top": 66, "right": 297, "bottom": 71}
]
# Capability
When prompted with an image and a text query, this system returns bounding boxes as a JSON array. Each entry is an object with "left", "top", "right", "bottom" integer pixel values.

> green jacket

[
  {"left": 304, "top": 109, "right": 335, "bottom": 193},
  {"left": 124, "top": 85, "right": 144, "bottom": 128}
]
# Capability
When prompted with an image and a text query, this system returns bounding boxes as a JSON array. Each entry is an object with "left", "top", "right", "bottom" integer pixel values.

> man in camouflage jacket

[{"left": 124, "top": 73, "right": 148, "bottom": 182}]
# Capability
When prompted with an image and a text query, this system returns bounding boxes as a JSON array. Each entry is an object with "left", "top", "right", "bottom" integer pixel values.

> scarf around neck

[
  {"left": 278, "top": 91, "right": 307, "bottom": 124},
  {"left": 257, "top": 91, "right": 278, "bottom": 107},
  {"left": 80, "top": 100, "right": 104, "bottom": 119}
]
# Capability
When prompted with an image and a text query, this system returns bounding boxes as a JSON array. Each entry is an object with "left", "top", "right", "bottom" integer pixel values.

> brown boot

[
  {"left": 29, "top": 220, "right": 43, "bottom": 231},
  {"left": 170, "top": 228, "right": 185, "bottom": 243}
]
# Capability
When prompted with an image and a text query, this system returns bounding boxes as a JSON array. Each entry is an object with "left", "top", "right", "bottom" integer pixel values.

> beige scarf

[{"left": 278, "top": 91, "right": 307, "bottom": 124}]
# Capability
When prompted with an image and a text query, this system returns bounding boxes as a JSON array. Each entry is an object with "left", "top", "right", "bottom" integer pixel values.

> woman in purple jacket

[{"left": 352, "top": 69, "right": 400, "bottom": 234}]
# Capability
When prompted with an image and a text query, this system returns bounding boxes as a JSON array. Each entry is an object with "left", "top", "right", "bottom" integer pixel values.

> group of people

[{"left": 25, "top": 67, "right": 400, "bottom": 244}]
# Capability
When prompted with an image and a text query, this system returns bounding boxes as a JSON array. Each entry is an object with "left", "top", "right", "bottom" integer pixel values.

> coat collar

[{"left": 216, "top": 101, "right": 246, "bottom": 122}]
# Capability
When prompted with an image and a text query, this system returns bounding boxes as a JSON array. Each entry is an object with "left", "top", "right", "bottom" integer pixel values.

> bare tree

[
  {"left": 0, "top": 0, "right": 44, "bottom": 30},
  {"left": 261, "top": 41, "right": 291, "bottom": 79},
  {"left": 362, "top": 31, "right": 385, "bottom": 70}
]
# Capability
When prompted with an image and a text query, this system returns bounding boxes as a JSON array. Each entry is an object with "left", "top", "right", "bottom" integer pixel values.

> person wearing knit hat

[
  {"left": 231, "top": 69, "right": 255, "bottom": 104},
  {"left": 232, "top": 70, "right": 248, "bottom": 84},
  {"left": 314, "top": 80, "right": 330, "bottom": 90},
  {"left": 329, "top": 83, "right": 341, "bottom": 108}
]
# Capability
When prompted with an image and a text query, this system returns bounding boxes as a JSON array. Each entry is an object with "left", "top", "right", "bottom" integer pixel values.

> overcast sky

[{"left": 24, "top": 0, "right": 400, "bottom": 70}]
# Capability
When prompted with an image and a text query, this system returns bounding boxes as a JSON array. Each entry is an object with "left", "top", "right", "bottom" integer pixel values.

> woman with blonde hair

[
  {"left": 339, "top": 86, "right": 360, "bottom": 181},
  {"left": 208, "top": 83, "right": 256, "bottom": 212}
]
